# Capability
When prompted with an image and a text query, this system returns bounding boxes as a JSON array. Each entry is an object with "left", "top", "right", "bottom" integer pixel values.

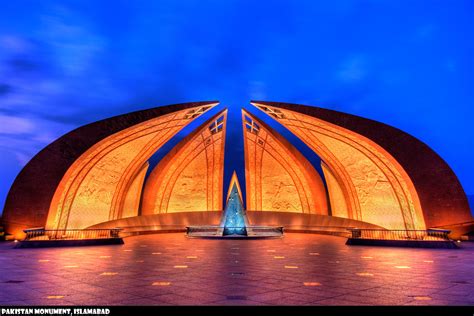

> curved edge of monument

[
  {"left": 87, "top": 211, "right": 383, "bottom": 237},
  {"left": 2, "top": 101, "right": 219, "bottom": 237},
  {"left": 251, "top": 100, "right": 472, "bottom": 229}
]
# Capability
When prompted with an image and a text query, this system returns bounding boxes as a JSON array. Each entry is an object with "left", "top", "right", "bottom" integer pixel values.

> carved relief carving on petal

[{"left": 253, "top": 103, "right": 425, "bottom": 230}]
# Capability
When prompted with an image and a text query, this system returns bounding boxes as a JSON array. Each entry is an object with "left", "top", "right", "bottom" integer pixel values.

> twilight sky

[{"left": 0, "top": 0, "right": 473, "bottom": 213}]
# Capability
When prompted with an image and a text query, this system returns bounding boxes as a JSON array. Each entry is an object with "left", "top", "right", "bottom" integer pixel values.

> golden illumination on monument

[
  {"left": 45, "top": 104, "right": 217, "bottom": 230},
  {"left": 3, "top": 100, "right": 471, "bottom": 240},
  {"left": 142, "top": 110, "right": 227, "bottom": 214},
  {"left": 251, "top": 102, "right": 426, "bottom": 230},
  {"left": 242, "top": 110, "right": 328, "bottom": 214}
]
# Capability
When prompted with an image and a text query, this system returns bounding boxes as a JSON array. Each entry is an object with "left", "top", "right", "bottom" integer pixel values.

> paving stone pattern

[{"left": 0, "top": 233, "right": 473, "bottom": 306}]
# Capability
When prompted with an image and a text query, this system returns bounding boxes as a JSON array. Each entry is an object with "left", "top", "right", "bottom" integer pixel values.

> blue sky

[{"left": 0, "top": 0, "right": 473, "bottom": 213}]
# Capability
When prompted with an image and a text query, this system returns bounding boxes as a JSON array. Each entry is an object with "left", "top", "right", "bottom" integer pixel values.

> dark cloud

[
  {"left": 0, "top": 83, "right": 12, "bottom": 96},
  {"left": 7, "top": 57, "right": 42, "bottom": 73}
]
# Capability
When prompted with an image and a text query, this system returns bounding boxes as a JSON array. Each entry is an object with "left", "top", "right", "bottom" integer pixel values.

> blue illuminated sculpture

[
  {"left": 186, "top": 171, "right": 282, "bottom": 238},
  {"left": 222, "top": 181, "right": 248, "bottom": 236}
]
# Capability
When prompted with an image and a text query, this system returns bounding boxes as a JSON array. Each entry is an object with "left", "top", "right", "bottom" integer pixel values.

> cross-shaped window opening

[
  {"left": 209, "top": 115, "right": 224, "bottom": 134},
  {"left": 184, "top": 106, "right": 212, "bottom": 119},
  {"left": 261, "top": 106, "right": 284, "bottom": 119},
  {"left": 244, "top": 116, "right": 260, "bottom": 135}
]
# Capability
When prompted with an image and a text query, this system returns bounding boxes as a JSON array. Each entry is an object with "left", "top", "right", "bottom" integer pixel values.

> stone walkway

[{"left": 0, "top": 233, "right": 473, "bottom": 306}]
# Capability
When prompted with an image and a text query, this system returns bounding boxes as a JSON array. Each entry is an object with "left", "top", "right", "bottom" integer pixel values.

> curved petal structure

[
  {"left": 141, "top": 110, "right": 227, "bottom": 214},
  {"left": 251, "top": 101, "right": 472, "bottom": 229},
  {"left": 242, "top": 110, "right": 328, "bottom": 215},
  {"left": 2, "top": 100, "right": 471, "bottom": 239},
  {"left": 2, "top": 101, "right": 218, "bottom": 237}
]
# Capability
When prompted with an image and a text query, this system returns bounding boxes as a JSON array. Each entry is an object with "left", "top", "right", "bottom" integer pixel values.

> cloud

[
  {"left": 0, "top": 115, "right": 35, "bottom": 134},
  {"left": 336, "top": 54, "right": 369, "bottom": 84},
  {"left": 0, "top": 83, "right": 11, "bottom": 96},
  {"left": 0, "top": 35, "right": 34, "bottom": 54},
  {"left": 36, "top": 6, "right": 106, "bottom": 76},
  {"left": 7, "top": 56, "right": 43, "bottom": 73},
  {"left": 14, "top": 151, "right": 30, "bottom": 166},
  {"left": 0, "top": 115, "right": 74, "bottom": 169},
  {"left": 0, "top": 6, "right": 129, "bottom": 130}
]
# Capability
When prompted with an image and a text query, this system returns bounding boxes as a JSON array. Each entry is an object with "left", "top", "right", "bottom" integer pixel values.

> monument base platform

[
  {"left": 346, "top": 238, "right": 458, "bottom": 249},
  {"left": 186, "top": 226, "right": 283, "bottom": 239},
  {"left": 15, "top": 237, "right": 124, "bottom": 248}
]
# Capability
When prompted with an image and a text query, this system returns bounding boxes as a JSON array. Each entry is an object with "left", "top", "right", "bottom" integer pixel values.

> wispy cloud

[
  {"left": 336, "top": 54, "right": 369, "bottom": 84},
  {"left": 0, "top": 115, "right": 35, "bottom": 134}
]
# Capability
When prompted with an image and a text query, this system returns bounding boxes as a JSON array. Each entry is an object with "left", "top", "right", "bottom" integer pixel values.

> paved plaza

[{"left": 0, "top": 233, "right": 473, "bottom": 306}]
